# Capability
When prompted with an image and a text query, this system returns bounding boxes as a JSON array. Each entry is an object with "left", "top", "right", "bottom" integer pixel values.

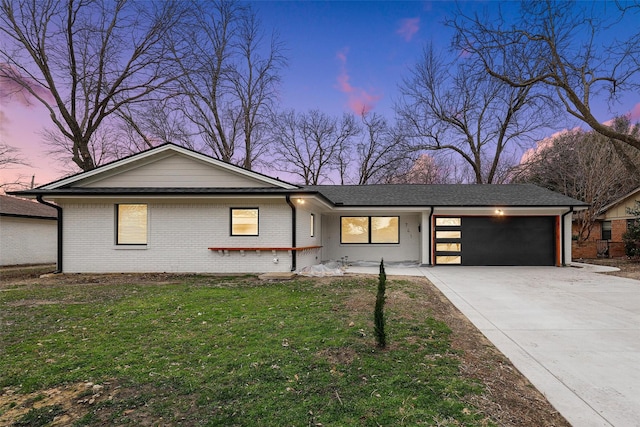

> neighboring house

[
  {"left": 10, "top": 144, "right": 587, "bottom": 273},
  {"left": 0, "top": 194, "right": 58, "bottom": 266},
  {"left": 573, "top": 187, "right": 640, "bottom": 259}
]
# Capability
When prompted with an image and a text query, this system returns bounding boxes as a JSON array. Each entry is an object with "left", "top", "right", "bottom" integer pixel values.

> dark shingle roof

[
  {"left": 10, "top": 184, "right": 587, "bottom": 208},
  {"left": 304, "top": 184, "right": 588, "bottom": 207},
  {"left": 0, "top": 195, "right": 58, "bottom": 219}
]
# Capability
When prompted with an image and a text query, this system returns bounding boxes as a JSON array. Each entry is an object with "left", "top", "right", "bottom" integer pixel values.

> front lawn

[{"left": 0, "top": 274, "right": 568, "bottom": 426}]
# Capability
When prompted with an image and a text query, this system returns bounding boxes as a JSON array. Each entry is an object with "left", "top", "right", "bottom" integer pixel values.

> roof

[
  {"left": 305, "top": 184, "right": 589, "bottom": 207},
  {"left": 598, "top": 186, "right": 640, "bottom": 215},
  {"left": 0, "top": 195, "right": 58, "bottom": 219},
  {"left": 10, "top": 183, "right": 587, "bottom": 208}
]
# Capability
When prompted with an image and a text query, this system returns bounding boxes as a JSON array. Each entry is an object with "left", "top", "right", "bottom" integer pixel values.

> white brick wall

[
  {"left": 0, "top": 216, "right": 57, "bottom": 266},
  {"left": 60, "top": 200, "right": 296, "bottom": 273},
  {"left": 294, "top": 205, "right": 323, "bottom": 269},
  {"left": 321, "top": 213, "right": 421, "bottom": 264}
]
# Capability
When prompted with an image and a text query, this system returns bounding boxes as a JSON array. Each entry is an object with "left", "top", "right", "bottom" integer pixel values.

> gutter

[
  {"left": 561, "top": 207, "right": 574, "bottom": 267},
  {"left": 285, "top": 195, "right": 297, "bottom": 272},
  {"left": 36, "top": 195, "right": 62, "bottom": 273}
]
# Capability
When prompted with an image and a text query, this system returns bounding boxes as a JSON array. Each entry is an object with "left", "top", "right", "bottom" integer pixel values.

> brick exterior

[
  {"left": 60, "top": 200, "right": 322, "bottom": 273},
  {"left": 571, "top": 219, "right": 629, "bottom": 259}
]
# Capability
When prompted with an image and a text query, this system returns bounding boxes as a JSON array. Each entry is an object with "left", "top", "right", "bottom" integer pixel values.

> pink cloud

[
  {"left": 0, "top": 63, "right": 54, "bottom": 106},
  {"left": 397, "top": 18, "right": 420, "bottom": 42},
  {"left": 629, "top": 102, "right": 640, "bottom": 122},
  {"left": 335, "top": 48, "right": 382, "bottom": 115}
]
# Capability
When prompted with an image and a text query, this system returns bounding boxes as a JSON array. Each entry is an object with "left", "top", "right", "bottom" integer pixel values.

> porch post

[{"left": 421, "top": 209, "right": 432, "bottom": 266}]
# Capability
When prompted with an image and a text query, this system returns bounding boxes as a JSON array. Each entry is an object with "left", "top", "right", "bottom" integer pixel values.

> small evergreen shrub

[{"left": 374, "top": 259, "right": 387, "bottom": 348}]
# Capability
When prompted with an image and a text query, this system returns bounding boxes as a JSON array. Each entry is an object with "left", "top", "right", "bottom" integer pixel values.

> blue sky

[
  {"left": 253, "top": 0, "right": 458, "bottom": 117},
  {"left": 1, "top": 1, "right": 639, "bottom": 187}
]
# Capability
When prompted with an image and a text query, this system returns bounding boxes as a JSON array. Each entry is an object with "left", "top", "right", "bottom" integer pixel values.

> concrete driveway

[{"left": 418, "top": 264, "right": 640, "bottom": 427}]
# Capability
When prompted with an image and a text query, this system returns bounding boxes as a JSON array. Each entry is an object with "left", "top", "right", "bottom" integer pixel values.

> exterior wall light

[{"left": 495, "top": 209, "right": 504, "bottom": 216}]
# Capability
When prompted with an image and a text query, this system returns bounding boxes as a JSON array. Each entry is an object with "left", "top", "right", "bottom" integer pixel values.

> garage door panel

[{"left": 461, "top": 216, "right": 555, "bottom": 266}]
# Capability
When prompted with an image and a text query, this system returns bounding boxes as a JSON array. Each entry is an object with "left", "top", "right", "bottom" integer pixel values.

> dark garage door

[{"left": 461, "top": 216, "right": 556, "bottom": 266}]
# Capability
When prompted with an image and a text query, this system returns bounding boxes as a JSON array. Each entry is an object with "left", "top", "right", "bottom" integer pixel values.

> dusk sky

[{"left": 1, "top": 0, "right": 639, "bottom": 189}]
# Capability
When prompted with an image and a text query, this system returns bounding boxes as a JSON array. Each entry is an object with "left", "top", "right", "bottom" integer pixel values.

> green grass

[{"left": 0, "top": 276, "right": 492, "bottom": 426}]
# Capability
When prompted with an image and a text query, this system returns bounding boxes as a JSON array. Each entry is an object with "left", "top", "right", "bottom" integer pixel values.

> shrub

[
  {"left": 623, "top": 202, "right": 640, "bottom": 259},
  {"left": 374, "top": 259, "right": 387, "bottom": 348}
]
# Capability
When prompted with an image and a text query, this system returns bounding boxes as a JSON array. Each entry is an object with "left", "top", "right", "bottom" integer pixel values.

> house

[
  {"left": 573, "top": 187, "right": 640, "bottom": 259},
  {"left": 0, "top": 194, "right": 58, "bottom": 266},
  {"left": 10, "top": 144, "right": 587, "bottom": 273}
]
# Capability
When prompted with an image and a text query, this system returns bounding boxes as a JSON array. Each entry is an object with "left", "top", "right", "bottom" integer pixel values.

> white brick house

[
  {"left": 11, "top": 144, "right": 587, "bottom": 273},
  {"left": 0, "top": 195, "right": 58, "bottom": 266}
]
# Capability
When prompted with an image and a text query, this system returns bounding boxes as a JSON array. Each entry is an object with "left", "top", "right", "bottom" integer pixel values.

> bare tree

[
  {"left": 116, "top": 101, "right": 194, "bottom": 154},
  {"left": 270, "top": 110, "right": 359, "bottom": 185},
  {"left": 172, "top": 0, "right": 285, "bottom": 169},
  {"left": 0, "top": 0, "right": 188, "bottom": 171},
  {"left": 0, "top": 142, "right": 27, "bottom": 169},
  {"left": 348, "top": 113, "right": 410, "bottom": 185},
  {"left": 450, "top": 1, "right": 640, "bottom": 160},
  {"left": 513, "top": 118, "right": 640, "bottom": 241},
  {"left": 0, "top": 142, "right": 31, "bottom": 192},
  {"left": 397, "top": 45, "right": 553, "bottom": 184},
  {"left": 383, "top": 153, "right": 449, "bottom": 184},
  {"left": 232, "top": 8, "right": 286, "bottom": 170}
]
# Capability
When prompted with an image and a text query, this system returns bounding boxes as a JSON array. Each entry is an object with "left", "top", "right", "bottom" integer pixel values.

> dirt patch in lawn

[
  {"left": 582, "top": 257, "right": 640, "bottom": 280},
  {"left": 0, "top": 272, "right": 569, "bottom": 426}
]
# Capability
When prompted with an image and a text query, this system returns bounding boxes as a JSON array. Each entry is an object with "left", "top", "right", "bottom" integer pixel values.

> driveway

[{"left": 419, "top": 264, "right": 640, "bottom": 427}]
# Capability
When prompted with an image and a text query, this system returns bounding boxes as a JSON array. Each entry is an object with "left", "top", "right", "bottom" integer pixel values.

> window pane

[
  {"left": 371, "top": 216, "right": 399, "bottom": 243},
  {"left": 436, "top": 243, "right": 461, "bottom": 252},
  {"left": 601, "top": 221, "right": 611, "bottom": 240},
  {"left": 435, "top": 217, "right": 461, "bottom": 226},
  {"left": 436, "top": 255, "right": 461, "bottom": 264},
  {"left": 310, "top": 214, "right": 315, "bottom": 237},
  {"left": 118, "top": 204, "right": 147, "bottom": 244},
  {"left": 232, "top": 209, "right": 258, "bottom": 235},
  {"left": 435, "top": 230, "right": 461, "bottom": 239},
  {"left": 341, "top": 217, "right": 369, "bottom": 243}
]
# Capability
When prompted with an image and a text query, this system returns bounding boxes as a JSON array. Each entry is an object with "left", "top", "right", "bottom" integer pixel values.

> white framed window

[
  {"left": 231, "top": 208, "right": 259, "bottom": 236},
  {"left": 116, "top": 204, "right": 147, "bottom": 245},
  {"left": 340, "top": 216, "right": 399, "bottom": 244}
]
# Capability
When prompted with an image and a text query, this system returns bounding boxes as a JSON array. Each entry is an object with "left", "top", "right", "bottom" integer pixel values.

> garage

[{"left": 435, "top": 216, "right": 557, "bottom": 266}]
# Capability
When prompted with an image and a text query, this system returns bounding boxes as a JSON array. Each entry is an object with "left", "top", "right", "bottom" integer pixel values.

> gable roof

[
  {"left": 38, "top": 143, "right": 299, "bottom": 190},
  {"left": 305, "top": 184, "right": 589, "bottom": 207},
  {"left": 0, "top": 195, "right": 58, "bottom": 219},
  {"left": 598, "top": 186, "right": 640, "bottom": 215}
]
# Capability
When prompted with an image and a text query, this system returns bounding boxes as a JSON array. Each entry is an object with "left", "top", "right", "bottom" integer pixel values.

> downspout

[
  {"left": 427, "top": 207, "right": 434, "bottom": 266},
  {"left": 561, "top": 207, "right": 573, "bottom": 267},
  {"left": 37, "top": 195, "right": 62, "bottom": 273},
  {"left": 285, "top": 195, "right": 297, "bottom": 272}
]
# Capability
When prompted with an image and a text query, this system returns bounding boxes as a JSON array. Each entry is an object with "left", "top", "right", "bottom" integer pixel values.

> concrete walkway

[{"left": 346, "top": 263, "right": 640, "bottom": 427}]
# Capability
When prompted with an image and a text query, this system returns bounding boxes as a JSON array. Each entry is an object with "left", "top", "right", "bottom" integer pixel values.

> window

[
  {"left": 116, "top": 204, "right": 147, "bottom": 245},
  {"left": 310, "top": 214, "right": 315, "bottom": 237},
  {"left": 434, "top": 216, "right": 462, "bottom": 265},
  {"left": 435, "top": 230, "right": 461, "bottom": 239},
  {"left": 231, "top": 208, "right": 258, "bottom": 236},
  {"left": 601, "top": 221, "right": 612, "bottom": 241},
  {"left": 435, "top": 217, "right": 461, "bottom": 226},
  {"left": 341, "top": 216, "right": 399, "bottom": 244}
]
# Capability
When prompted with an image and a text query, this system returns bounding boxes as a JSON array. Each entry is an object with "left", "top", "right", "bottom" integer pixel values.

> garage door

[{"left": 434, "top": 216, "right": 556, "bottom": 266}]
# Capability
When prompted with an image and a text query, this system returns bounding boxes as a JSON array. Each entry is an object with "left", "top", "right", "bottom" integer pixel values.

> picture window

[
  {"left": 341, "top": 216, "right": 399, "bottom": 244},
  {"left": 231, "top": 208, "right": 259, "bottom": 236},
  {"left": 116, "top": 204, "right": 147, "bottom": 245}
]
